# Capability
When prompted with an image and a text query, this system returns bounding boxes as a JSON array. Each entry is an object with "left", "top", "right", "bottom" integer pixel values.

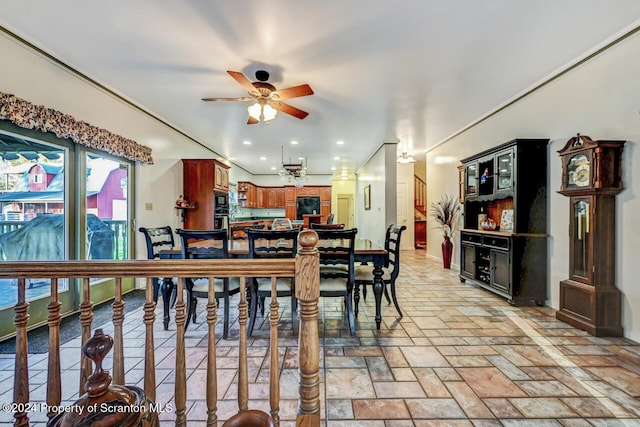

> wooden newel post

[{"left": 295, "top": 230, "right": 321, "bottom": 427}]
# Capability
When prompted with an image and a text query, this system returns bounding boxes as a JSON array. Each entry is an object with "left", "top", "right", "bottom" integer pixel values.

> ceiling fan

[{"left": 202, "top": 70, "right": 314, "bottom": 124}]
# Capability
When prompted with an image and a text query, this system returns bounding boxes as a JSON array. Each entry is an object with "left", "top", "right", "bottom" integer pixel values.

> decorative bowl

[{"left": 480, "top": 218, "right": 497, "bottom": 231}]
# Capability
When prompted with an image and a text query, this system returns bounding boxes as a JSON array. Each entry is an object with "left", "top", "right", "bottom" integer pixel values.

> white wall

[
  {"left": 426, "top": 30, "right": 640, "bottom": 342},
  {"left": 356, "top": 144, "right": 397, "bottom": 246}
]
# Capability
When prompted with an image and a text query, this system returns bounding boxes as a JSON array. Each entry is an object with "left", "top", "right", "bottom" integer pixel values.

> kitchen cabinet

[
  {"left": 238, "top": 181, "right": 257, "bottom": 208},
  {"left": 214, "top": 161, "right": 229, "bottom": 192},
  {"left": 182, "top": 159, "right": 230, "bottom": 229},
  {"left": 459, "top": 139, "right": 549, "bottom": 306},
  {"left": 276, "top": 188, "right": 286, "bottom": 208},
  {"left": 257, "top": 187, "right": 266, "bottom": 208},
  {"left": 264, "top": 187, "right": 285, "bottom": 208},
  {"left": 236, "top": 183, "right": 331, "bottom": 221}
]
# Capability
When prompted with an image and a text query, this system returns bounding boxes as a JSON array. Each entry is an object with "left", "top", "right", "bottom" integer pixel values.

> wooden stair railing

[
  {"left": 414, "top": 174, "right": 427, "bottom": 217},
  {"left": 0, "top": 229, "right": 321, "bottom": 427}
]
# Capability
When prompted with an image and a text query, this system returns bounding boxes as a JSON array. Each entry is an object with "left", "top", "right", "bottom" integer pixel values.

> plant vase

[{"left": 441, "top": 235, "right": 453, "bottom": 269}]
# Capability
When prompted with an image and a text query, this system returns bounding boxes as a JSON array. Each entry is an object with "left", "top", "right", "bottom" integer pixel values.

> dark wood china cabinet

[
  {"left": 556, "top": 134, "right": 625, "bottom": 336},
  {"left": 459, "top": 138, "right": 549, "bottom": 306}
]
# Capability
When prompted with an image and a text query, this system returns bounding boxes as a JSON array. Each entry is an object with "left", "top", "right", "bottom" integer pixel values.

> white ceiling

[{"left": 2, "top": 1, "right": 640, "bottom": 178}]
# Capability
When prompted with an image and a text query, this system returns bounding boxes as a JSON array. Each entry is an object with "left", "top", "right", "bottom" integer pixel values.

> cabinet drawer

[
  {"left": 483, "top": 235, "right": 509, "bottom": 250},
  {"left": 461, "top": 232, "right": 482, "bottom": 245}
]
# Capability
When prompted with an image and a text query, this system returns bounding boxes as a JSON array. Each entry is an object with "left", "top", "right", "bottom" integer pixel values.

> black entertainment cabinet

[{"left": 459, "top": 139, "right": 549, "bottom": 306}]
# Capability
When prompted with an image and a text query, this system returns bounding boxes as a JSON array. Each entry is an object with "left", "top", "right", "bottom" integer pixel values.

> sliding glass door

[
  {"left": 82, "top": 152, "right": 134, "bottom": 302},
  {"left": 0, "top": 125, "right": 135, "bottom": 339}
]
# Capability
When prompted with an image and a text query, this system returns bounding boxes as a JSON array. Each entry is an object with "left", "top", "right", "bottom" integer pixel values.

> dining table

[{"left": 158, "top": 237, "right": 389, "bottom": 330}]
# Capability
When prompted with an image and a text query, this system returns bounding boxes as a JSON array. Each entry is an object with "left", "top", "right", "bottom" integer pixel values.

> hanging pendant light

[{"left": 397, "top": 152, "right": 416, "bottom": 163}]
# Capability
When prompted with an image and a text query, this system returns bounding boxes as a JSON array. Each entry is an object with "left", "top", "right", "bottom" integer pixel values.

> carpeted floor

[{"left": 0, "top": 290, "right": 146, "bottom": 354}]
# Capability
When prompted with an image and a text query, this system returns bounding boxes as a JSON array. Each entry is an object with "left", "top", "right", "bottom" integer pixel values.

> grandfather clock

[{"left": 556, "top": 134, "right": 625, "bottom": 336}]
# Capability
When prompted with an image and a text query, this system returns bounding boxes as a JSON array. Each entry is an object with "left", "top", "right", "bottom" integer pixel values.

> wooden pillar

[
  {"left": 112, "top": 277, "right": 125, "bottom": 385},
  {"left": 46, "top": 278, "right": 62, "bottom": 420},
  {"left": 174, "top": 277, "right": 187, "bottom": 426},
  {"left": 269, "top": 276, "right": 281, "bottom": 425},
  {"left": 143, "top": 277, "right": 157, "bottom": 401},
  {"left": 79, "top": 277, "right": 94, "bottom": 394},
  {"left": 295, "top": 230, "right": 321, "bottom": 426},
  {"left": 206, "top": 277, "right": 219, "bottom": 426},
  {"left": 13, "top": 278, "right": 30, "bottom": 427},
  {"left": 237, "top": 277, "right": 249, "bottom": 412}
]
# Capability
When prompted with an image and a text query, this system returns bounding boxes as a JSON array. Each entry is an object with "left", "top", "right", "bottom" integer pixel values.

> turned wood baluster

[
  {"left": 79, "top": 277, "right": 94, "bottom": 394},
  {"left": 269, "top": 276, "right": 281, "bottom": 426},
  {"left": 46, "top": 278, "right": 62, "bottom": 420},
  {"left": 295, "top": 230, "right": 321, "bottom": 426},
  {"left": 112, "top": 277, "right": 125, "bottom": 385},
  {"left": 206, "top": 277, "right": 219, "bottom": 426},
  {"left": 174, "top": 277, "right": 187, "bottom": 426},
  {"left": 237, "top": 277, "right": 249, "bottom": 412},
  {"left": 143, "top": 277, "right": 157, "bottom": 401},
  {"left": 13, "top": 277, "right": 30, "bottom": 427}
]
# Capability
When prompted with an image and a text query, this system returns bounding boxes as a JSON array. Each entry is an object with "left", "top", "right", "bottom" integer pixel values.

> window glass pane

[
  {"left": 0, "top": 131, "right": 68, "bottom": 308},
  {"left": 85, "top": 154, "right": 129, "bottom": 261}
]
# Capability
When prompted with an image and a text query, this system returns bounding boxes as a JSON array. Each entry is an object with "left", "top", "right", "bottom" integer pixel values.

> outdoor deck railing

[
  {"left": 0, "top": 219, "right": 127, "bottom": 259},
  {"left": 0, "top": 229, "right": 321, "bottom": 427}
]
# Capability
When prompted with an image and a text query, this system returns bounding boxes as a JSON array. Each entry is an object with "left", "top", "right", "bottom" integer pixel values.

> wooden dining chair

[
  {"left": 315, "top": 228, "right": 358, "bottom": 336},
  {"left": 355, "top": 224, "right": 406, "bottom": 317},
  {"left": 138, "top": 226, "right": 177, "bottom": 329},
  {"left": 245, "top": 228, "right": 299, "bottom": 336},
  {"left": 176, "top": 228, "right": 240, "bottom": 338},
  {"left": 310, "top": 223, "right": 345, "bottom": 230}
]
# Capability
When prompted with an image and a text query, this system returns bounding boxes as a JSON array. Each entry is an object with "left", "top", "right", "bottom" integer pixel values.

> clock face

[
  {"left": 568, "top": 153, "right": 590, "bottom": 188},
  {"left": 574, "top": 165, "right": 590, "bottom": 187}
]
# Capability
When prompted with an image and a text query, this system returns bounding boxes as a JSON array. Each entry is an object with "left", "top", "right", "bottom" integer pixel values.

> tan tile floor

[{"left": 2, "top": 250, "right": 640, "bottom": 426}]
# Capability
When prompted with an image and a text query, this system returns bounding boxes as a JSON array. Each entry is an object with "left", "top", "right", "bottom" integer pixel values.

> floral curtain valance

[{"left": 0, "top": 91, "right": 153, "bottom": 164}]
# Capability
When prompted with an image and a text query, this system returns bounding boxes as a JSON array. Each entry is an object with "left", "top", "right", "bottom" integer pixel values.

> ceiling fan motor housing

[{"left": 255, "top": 70, "right": 270, "bottom": 81}]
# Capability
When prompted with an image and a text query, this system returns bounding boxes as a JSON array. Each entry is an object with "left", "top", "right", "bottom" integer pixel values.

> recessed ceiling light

[
  {"left": 270, "top": 166, "right": 277, "bottom": 170},
  {"left": 291, "top": 140, "right": 298, "bottom": 145},
  {"left": 334, "top": 156, "right": 340, "bottom": 161},
  {"left": 243, "top": 141, "right": 251, "bottom": 145},
  {"left": 337, "top": 140, "right": 344, "bottom": 145},
  {"left": 260, "top": 156, "right": 267, "bottom": 161},
  {"left": 331, "top": 167, "right": 336, "bottom": 171}
]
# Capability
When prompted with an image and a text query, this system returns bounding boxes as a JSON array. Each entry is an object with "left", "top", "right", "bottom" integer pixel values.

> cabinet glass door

[
  {"left": 570, "top": 198, "right": 592, "bottom": 283},
  {"left": 496, "top": 151, "right": 513, "bottom": 191},
  {"left": 465, "top": 163, "right": 478, "bottom": 197}
]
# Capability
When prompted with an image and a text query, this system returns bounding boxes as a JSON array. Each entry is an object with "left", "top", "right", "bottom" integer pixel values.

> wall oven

[{"left": 214, "top": 190, "right": 229, "bottom": 230}]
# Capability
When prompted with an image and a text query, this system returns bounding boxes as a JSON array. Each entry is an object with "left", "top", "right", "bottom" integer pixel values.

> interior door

[
  {"left": 336, "top": 194, "right": 353, "bottom": 229},
  {"left": 396, "top": 182, "right": 413, "bottom": 250}
]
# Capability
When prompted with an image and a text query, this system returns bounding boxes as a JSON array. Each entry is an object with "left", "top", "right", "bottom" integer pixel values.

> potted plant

[{"left": 429, "top": 194, "right": 461, "bottom": 269}]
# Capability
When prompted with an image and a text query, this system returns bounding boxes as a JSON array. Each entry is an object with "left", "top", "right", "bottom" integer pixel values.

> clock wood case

[{"left": 556, "top": 134, "right": 626, "bottom": 336}]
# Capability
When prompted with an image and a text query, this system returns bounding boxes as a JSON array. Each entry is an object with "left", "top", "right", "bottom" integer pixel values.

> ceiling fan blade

[
  {"left": 247, "top": 116, "right": 259, "bottom": 125},
  {"left": 201, "top": 97, "right": 253, "bottom": 102},
  {"left": 227, "top": 70, "right": 260, "bottom": 97},
  {"left": 271, "top": 101, "right": 309, "bottom": 120},
  {"left": 270, "top": 84, "right": 314, "bottom": 100}
]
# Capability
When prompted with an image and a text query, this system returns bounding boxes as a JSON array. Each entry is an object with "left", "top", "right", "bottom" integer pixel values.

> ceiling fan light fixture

[
  {"left": 263, "top": 103, "right": 278, "bottom": 122},
  {"left": 247, "top": 102, "right": 262, "bottom": 121},
  {"left": 247, "top": 99, "right": 278, "bottom": 124}
]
